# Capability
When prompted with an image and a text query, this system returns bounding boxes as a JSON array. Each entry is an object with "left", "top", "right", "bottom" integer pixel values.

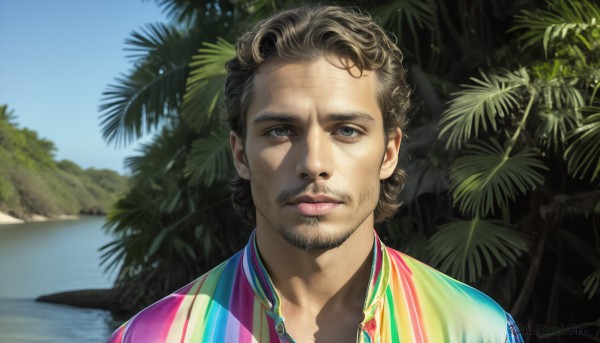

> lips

[{"left": 287, "top": 194, "right": 342, "bottom": 216}]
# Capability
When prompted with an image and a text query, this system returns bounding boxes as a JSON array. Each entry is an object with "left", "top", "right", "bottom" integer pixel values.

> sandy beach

[
  {"left": 0, "top": 211, "right": 24, "bottom": 224},
  {"left": 0, "top": 211, "right": 79, "bottom": 225}
]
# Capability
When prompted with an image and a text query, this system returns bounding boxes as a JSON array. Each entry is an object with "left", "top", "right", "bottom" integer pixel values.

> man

[{"left": 108, "top": 5, "right": 523, "bottom": 342}]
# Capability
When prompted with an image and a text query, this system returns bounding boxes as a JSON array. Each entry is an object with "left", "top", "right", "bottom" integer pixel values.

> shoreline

[
  {"left": 0, "top": 210, "right": 79, "bottom": 225},
  {"left": 36, "top": 288, "right": 132, "bottom": 319},
  {"left": 36, "top": 288, "right": 116, "bottom": 312}
]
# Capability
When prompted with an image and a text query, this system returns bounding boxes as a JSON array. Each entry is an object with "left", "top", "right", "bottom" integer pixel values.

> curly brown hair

[{"left": 225, "top": 4, "right": 410, "bottom": 224}]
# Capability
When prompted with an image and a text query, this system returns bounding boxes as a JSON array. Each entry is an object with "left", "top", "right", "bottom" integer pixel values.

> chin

[{"left": 276, "top": 219, "right": 357, "bottom": 251}]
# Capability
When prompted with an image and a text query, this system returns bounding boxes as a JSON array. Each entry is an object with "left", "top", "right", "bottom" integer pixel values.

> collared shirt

[{"left": 108, "top": 230, "right": 524, "bottom": 342}]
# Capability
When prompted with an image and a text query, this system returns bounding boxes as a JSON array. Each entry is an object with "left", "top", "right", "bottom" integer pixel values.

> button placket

[
  {"left": 275, "top": 319, "right": 286, "bottom": 336},
  {"left": 273, "top": 317, "right": 298, "bottom": 343}
]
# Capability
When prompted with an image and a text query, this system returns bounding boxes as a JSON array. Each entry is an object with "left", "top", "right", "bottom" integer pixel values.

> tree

[
  {"left": 0, "top": 105, "right": 18, "bottom": 125},
  {"left": 432, "top": 0, "right": 600, "bottom": 338}
]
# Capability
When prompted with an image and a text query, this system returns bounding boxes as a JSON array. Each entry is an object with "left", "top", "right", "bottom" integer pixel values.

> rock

[
  {"left": 78, "top": 208, "right": 107, "bottom": 215},
  {"left": 36, "top": 288, "right": 116, "bottom": 311}
]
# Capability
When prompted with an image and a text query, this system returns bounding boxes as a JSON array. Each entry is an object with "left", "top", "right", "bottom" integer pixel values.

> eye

[
  {"left": 336, "top": 126, "right": 359, "bottom": 137},
  {"left": 266, "top": 126, "right": 294, "bottom": 138}
]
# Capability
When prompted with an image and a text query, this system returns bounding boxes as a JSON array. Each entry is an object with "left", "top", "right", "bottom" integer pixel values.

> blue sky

[{"left": 0, "top": 0, "right": 169, "bottom": 174}]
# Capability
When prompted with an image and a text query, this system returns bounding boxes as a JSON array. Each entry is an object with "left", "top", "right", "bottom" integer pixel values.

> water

[{"left": 0, "top": 216, "right": 119, "bottom": 343}]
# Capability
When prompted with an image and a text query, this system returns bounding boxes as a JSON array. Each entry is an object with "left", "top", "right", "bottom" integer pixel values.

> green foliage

[
  {"left": 1, "top": 116, "right": 57, "bottom": 171},
  {"left": 99, "top": 23, "right": 199, "bottom": 146},
  {"left": 564, "top": 109, "right": 600, "bottom": 181},
  {"left": 153, "top": 0, "right": 234, "bottom": 25},
  {"left": 438, "top": 70, "right": 526, "bottom": 149},
  {"left": 0, "top": 174, "right": 16, "bottom": 205},
  {"left": 0, "top": 105, "right": 17, "bottom": 125},
  {"left": 101, "top": 123, "right": 249, "bottom": 312},
  {"left": 583, "top": 268, "right": 600, "bottom": 299},
  {"left": 0, "top": 105, "right": 129, "bottom": 218},
  {"left": 184, "top": 124, "right": 232, "bottom": 187},
  {"left": 449, "top": 140, "right": 547, "bottom": 217},
  {"left": 535, "top": 108, "right": 579, "bottom": 152},
  {"left": 512, "top": 0, "right": 600, "bottom": 56},
  {"left": 434, "top": 0, "right": 600, "bottom": 328},
  {"left": 428, "top": 218, "right": 527, "bottom": 283},
  {"left": 371, "top": 0, "right": 435, "bottom": 60},
  {"left": 10, "top": 170, "right": 62, "bottom": 216},
  {"left": 182, "top": 38, "right": 236, "bottom": 132}
]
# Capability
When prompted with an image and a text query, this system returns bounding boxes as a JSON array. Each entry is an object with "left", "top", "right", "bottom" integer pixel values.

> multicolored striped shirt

[{"left": 108, "top": 230, "right": 523, "bottom": 342}]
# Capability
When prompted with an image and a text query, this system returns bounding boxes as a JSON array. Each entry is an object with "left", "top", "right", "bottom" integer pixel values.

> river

[{"left": 0, "top": 216, "right": 120, "bottom": 343}]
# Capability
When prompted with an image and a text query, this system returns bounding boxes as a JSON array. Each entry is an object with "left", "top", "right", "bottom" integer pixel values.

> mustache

[{"left": 277, "top": 184, "right": 353, "bottom": 204}]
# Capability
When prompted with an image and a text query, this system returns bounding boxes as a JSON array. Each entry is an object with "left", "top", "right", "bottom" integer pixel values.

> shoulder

[
  {"left": 107, "top": 252, "right": 243, "bottom": 343},
  {"left": 385, "top": 247, "right": 521, "bottom": 342}
]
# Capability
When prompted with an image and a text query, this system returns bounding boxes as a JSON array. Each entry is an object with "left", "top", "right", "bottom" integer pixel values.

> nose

[{"left": 296, "top": 130, "right": 333, "bottom": 180}]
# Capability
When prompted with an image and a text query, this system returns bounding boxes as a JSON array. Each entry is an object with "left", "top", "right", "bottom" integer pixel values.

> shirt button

[{"left": 275, "top": 321, "right": 286, "bottom": 335}]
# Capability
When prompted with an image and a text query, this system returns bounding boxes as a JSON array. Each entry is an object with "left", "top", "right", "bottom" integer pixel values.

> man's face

[{"left": 231, "top": 56, "right": 401, "bottom": 250}]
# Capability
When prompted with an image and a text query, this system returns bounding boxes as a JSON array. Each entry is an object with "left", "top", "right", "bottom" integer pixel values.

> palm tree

[
  {"left": 98, "top": 2, "right": 249, "bottom": 312},
  {"left": 100, "top": 1, "right": 600, "bottom": 339},
  {"left": 433, "top": 0, "right": 600, "bottom": 337}
]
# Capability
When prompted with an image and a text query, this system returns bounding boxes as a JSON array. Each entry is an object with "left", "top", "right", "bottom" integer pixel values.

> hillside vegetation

[{"left": 0, "top": 105, "right": 128, "bottom": 219}]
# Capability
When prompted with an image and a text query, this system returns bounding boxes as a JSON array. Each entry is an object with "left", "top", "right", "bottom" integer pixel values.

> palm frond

[
  {"left": 99, "top": 67, "right": 183, "bottom": 146},
  {"left": 449, "top": 139, "right": 547, "bottom": 217},
  {"left": 535, "top": 108, "right": 580, "bottom": 152},
  {"left": 184, "top": 125, "right": 232, "bottom": 187},
  {"left": 538, "top": 76, "right": 585, "bottom": 110},
  {"left": 583, "top": 269, "right": 600, "bottom": 299},
  {"left": 182, "top": 38, "right": 236, "bottom": 132},
  {"left": 124, "top": 122, "right": 193, "bottom": 177},
  {"left": 512, "top": 0, "right": 600, "bottom": 55},
  {"left": 99, "top": 23, "right": 195, "bottom": 146},
  {"left": 125, "top": 23, "right": 188, "bottom": 62},
  {"left": 439, "top": 70, "right": 526, "bottom": 149},
  {"left": 100, "top": 185, "right": 161, "bottom": 273},
  {"left": 564, "top": 109, "right": 600, "bottom": 181},
  {"left": 154, "top": 0, "right": 233, "bottom": 25},
  {"left": 428, "top": 218, "right": 528, "bottom": 283},
  {"left": 372, "top": 0, "right": 435, "bottom": 44}
]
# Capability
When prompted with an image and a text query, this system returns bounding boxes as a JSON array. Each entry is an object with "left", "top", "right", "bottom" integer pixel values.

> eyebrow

[
  {"left": 252, "top": 113, "right": 298, "bottom": 124},
  {"left": 251, "top": 111, "right": 375, "bottom": 124},
  {"left": 325, "top": 112, "right": 375, "bottom": 122}
]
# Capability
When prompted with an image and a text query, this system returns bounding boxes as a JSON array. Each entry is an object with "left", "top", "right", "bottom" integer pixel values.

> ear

[
  {"left": 380, "top": 128, "right": 402, "bottom": 180},
  {"left": 230, "top": 131, "right": 250, "bottom": 180}
]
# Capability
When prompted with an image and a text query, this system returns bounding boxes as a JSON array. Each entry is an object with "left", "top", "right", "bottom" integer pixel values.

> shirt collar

[
  {"left": 241, "top": 229, "right": 391, "bottom": 317},
  {"left": 362, "top": 231, "right": 390, "bottom": 319}
]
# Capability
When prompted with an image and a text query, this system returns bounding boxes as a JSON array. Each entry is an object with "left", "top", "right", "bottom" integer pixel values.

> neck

[{"left": 255, "top": 221, "right": 375, "bottom": 314}]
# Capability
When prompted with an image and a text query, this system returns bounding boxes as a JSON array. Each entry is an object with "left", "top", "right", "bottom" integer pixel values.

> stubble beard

[
  {"left": 277, "top": 216, "right": 356, "bottom": 250},
  {"left": 275, "top": 184, "right": 378, "bottom": 251}
]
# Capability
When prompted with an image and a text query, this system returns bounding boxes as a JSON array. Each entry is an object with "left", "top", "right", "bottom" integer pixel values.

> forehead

[{"left": 247, "top": 56, "right": 382, "bottom": 121}]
